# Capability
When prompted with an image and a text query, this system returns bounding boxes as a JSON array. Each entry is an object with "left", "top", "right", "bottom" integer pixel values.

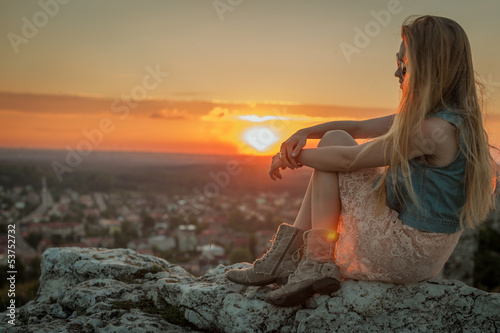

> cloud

[
  {"left": 0, "top": 92, "right": 213, "bottom": 118},
  {"left": 200, "top": 107, "right": 237, "bottom": 122},
  {"left": 237, "top": 114, "right": 354, "bottom": 123},
  {"left": 149, "top": 108, "right": 191, "bottom": 120},
  {"left": 0, "top": 92, "right": 110, "bottom": 114},
  {"left": 171, "top": 91, "right": 213, "bottom": 97},
  {"left": 0, "top": 91, "right": 398, "bottom": 123},
  {"left": 200, "top": 107, "right": 357, "bottom": 124},
  {"left": 238, "top": 115, "right": 289, "bottom": 122}
]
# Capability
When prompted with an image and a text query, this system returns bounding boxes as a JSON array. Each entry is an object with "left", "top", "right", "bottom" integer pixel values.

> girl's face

[{"left": 395, "top": 41, "right": 407, "bottom": 89}]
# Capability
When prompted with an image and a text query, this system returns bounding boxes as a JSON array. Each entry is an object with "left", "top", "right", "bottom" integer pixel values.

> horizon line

[{"left": 0, "top": 146, "right": 276, "bottom": 158}]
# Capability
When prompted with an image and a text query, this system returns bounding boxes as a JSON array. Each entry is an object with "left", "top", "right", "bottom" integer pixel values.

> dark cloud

[
  {"left": 149, "top": 109, "right": 190, "bottom": 120},
  {"left": 0, "top": 92, "right": 214, "bottom": 117},
  {"left": 0, "top": 91, "right": 394, "bottom": 121}
]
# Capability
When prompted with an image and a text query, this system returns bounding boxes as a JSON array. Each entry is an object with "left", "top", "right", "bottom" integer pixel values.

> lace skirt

[{"left": 335, "top": 167, "right": 463, "bottom": 284}]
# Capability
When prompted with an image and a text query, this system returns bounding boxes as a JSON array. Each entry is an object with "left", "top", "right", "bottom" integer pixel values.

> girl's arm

[
  {"left": 270, "top": 141, "right": 390, "bottom": 181},
  {"left": 297, "top": 120, "right": 437, "bottom": 172},
  {"left": 279, "top": 114, "right": 395, "bottom": 169},
  {"left": 270, "top": 119, "right": 437, "bottom": 180},
  {"left": 295, "top": 140, "right": 391, "bottom": 172},
  {"left": 300, "top": 114, "right": 395, "bottom": 140}
]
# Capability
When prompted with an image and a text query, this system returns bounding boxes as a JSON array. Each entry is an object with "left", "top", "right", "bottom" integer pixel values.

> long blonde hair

[{"left": 369, "top": 15, "right": 498, "bottom": 229}]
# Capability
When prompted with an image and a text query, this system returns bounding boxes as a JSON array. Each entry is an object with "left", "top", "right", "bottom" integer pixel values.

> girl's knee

[{"left": 318, "top": 130, "right": 357, "bottom": 147}]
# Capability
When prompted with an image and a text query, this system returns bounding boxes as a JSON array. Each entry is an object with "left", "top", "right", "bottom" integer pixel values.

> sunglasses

[{"left": 396, "top": 53, "right": 407, "bottom": 76}]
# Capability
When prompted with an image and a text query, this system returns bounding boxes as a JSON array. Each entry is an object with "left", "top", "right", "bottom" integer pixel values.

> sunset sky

[{"left": 1, "top": 0, "right": 499, "bottom": 156}]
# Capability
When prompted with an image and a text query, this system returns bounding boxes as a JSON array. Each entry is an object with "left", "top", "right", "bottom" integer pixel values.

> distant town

[{"left": 0, "top": 177, "right": 304, "bottom": 276}]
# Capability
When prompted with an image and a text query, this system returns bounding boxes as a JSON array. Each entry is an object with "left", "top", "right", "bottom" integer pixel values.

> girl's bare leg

[
  {"left": 311, "top": 169, "right": 341, "bottom": 230},
  {"left": 292, "top": 130, "right": 358, "bottom": 231},
  {"left": 291, "top": 177, "right": 313, "bottom": 230},
  {"left": 266, "top": 131, "right": 359, "bottom": 306}
]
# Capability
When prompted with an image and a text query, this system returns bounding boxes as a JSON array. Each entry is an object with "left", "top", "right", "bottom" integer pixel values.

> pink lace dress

[{"left": 335, "top": 167, "right": 463, "bottom": 284}]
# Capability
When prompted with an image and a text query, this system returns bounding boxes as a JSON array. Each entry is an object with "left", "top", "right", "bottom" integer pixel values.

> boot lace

[{"left": 255, "top": 229, "right": 283, "bottom": 264}]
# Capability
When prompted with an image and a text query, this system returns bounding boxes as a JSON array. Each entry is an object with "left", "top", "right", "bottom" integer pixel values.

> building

[
  {"left": 99, "top": 219, "right": 122, "bottom": 235},
  {"left": 26, "top": 222, "right": 85, "bottom": 239},
  {"left": 176, "top": 224, "right": 197, "bottom": 252},
  {"left": 148, "top": 234, "right": 176, "bottom": 252}
]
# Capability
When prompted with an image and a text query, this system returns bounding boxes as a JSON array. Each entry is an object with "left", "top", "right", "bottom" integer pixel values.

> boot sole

[
  {"left": 266, "top": 285, "right": 314, "bottom": 307},
  {"left": 226, "top": 274, "right": 277, "bottom": 286},
  {"left": 312, "top": 277, "right": 341, "bottom": 295},
  {"left": 275, "top": 276, "right": 289, "bottom": 286},
  {"left": 266, "top": 278, "right": 341, "bottom": 307}
]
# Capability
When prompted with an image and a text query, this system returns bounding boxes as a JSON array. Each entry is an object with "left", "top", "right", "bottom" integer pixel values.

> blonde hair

[{"left": 367, "top": 15, "right": 498, "bottom": 229}]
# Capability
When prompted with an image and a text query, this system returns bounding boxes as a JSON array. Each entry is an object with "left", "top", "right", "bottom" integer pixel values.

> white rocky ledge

[{"left": 1, "top": 247, "right": 499, "bottom": 333}]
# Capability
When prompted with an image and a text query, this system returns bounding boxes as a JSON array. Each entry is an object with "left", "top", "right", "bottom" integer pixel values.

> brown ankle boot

[
  {"left": 265, "top": 229, "right": 341, "bottom": 307},
  {"left": 226, "top": 224, "right": 304, "bottom": 286}
]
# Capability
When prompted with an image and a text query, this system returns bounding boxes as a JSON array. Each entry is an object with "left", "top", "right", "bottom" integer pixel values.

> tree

[
  {"left": 227, "top": 208, "right": 248, "bottom": 231},
  {"left": 474, "top": 218, "right": 500, "bottom": 292},
  {"left": 113, "top": 221, "right": 139, "bottom": 248},
  {"left": 50, "top": 234, "right": 63, "bottom": 247},
  {"left": 142, "top": 215, "right": 155, "bottom": 235},
  {"left": 25, "top": 232, "right": 43, "bottom": 249},
  {"left": 249, "top": 233, "right": 257, "bottom": 259}
]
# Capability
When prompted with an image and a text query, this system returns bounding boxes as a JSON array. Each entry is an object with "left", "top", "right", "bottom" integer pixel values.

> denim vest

[{"left": 385, "top": 109, "right": 466, "bottom": 233}]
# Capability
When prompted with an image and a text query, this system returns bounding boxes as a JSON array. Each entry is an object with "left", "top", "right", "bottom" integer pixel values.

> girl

[{"left": 226, "top": 15, "right": 498, "bottom": 307}]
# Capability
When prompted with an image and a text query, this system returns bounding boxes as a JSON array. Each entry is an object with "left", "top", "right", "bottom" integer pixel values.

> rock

[{"left": 1, "top": 247, "right": 499, "bottom": 333}]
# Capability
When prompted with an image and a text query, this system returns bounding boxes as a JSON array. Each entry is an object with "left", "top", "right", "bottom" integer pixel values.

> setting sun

[{"left": 242, "top": 126, "right": 279, "bottom": 153}]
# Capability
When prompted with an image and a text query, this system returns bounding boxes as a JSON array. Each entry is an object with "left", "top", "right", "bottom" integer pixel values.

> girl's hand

[
  {"left": 279, "top": 130, "right": 307, "bottom": 169},
  {"left": 269, "top": 153, "right": 286, "bottom": 181}
]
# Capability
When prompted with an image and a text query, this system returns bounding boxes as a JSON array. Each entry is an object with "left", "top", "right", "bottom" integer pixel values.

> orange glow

[
  {"left": 327, "top": 230, "right": 339, "bottom": 242},
  {"left": 1, "top": 95, "right": 499, "bottom": 156}
]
